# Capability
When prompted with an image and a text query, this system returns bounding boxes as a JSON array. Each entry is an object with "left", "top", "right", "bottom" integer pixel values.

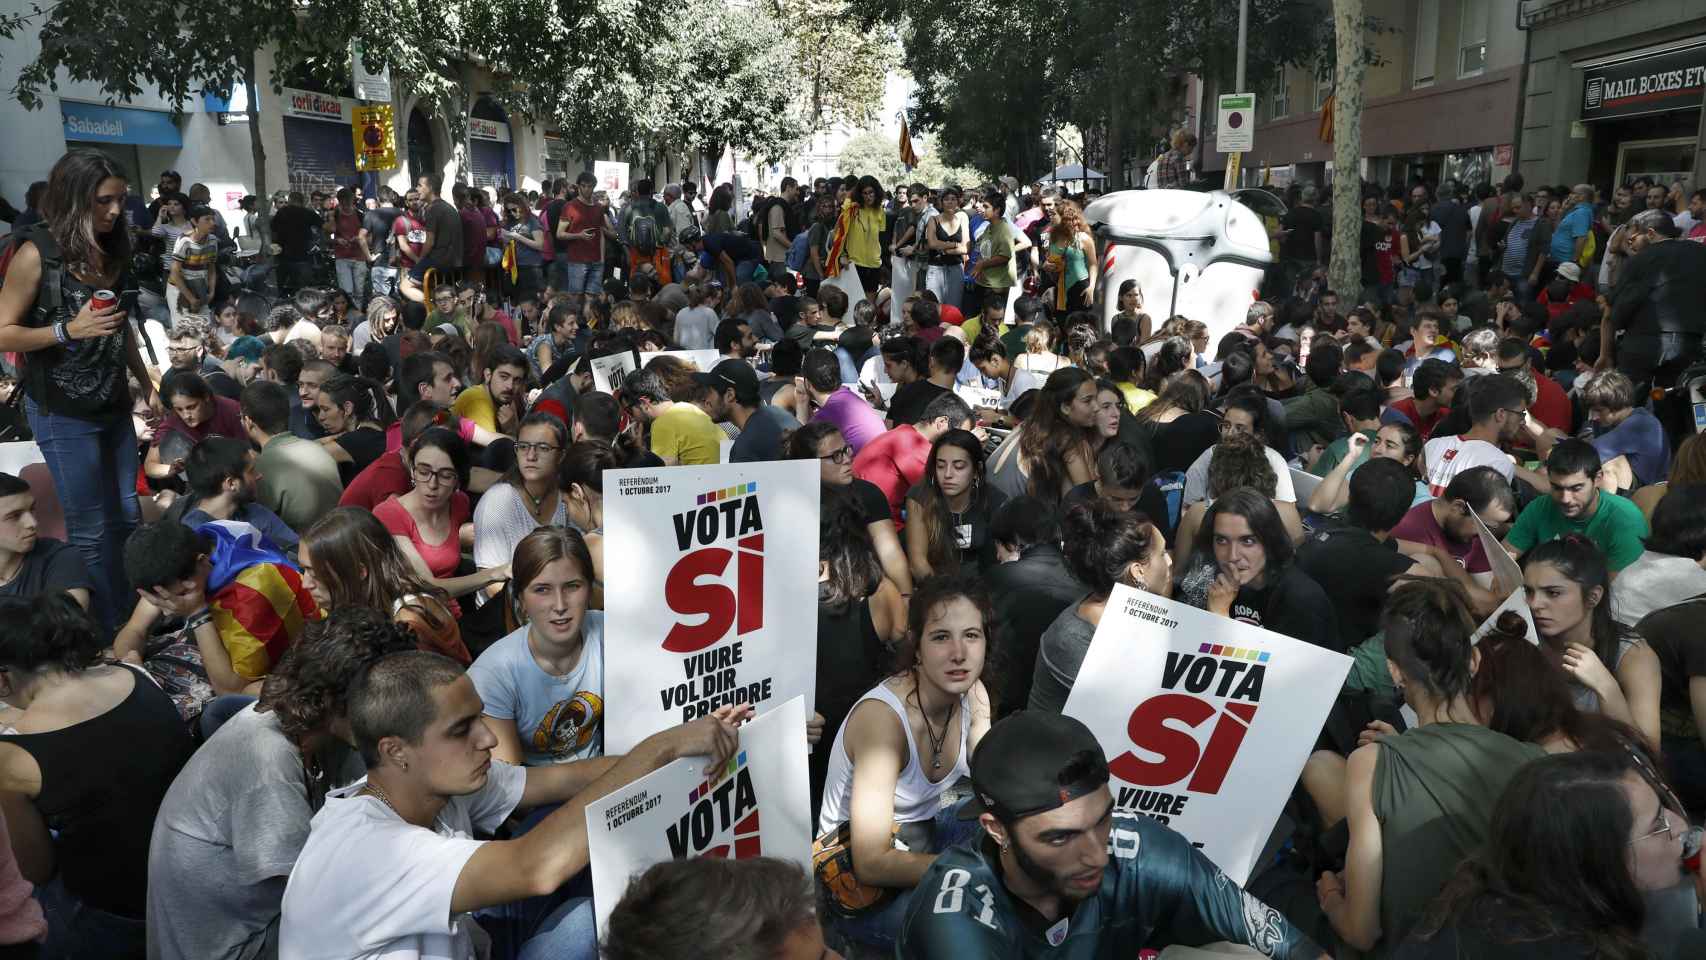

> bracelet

[
  {"left": 53, "top": 320, "right": 70, "bottom": 345},
  {"left": 183, "top": 608, "right": 214, "bottom": 633}
]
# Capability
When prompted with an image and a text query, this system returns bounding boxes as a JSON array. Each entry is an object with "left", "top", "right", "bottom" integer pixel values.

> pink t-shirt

[
  {"left": 1390, "top": 501, "right": 1492, "bottom": 574},
  {"left": 385, "top": 416, "right": 479, "bottom": 452},
  {"left": 373, "top": 492, "right": 471, "bottom": 580}
]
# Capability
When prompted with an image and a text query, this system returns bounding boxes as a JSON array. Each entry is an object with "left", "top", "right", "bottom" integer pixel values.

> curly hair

[{"left": 257, "top": 606, "right": 419, "bottom": 744}]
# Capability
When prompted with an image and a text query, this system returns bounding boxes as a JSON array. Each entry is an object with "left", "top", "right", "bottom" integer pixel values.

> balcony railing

[{"left": 1518, "top": 0, "right": 1645, "bottom": 29}]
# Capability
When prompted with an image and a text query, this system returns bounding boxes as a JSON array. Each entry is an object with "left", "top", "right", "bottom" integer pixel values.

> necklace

[
  {"left": 914, "top": 689, "right": 956, "bottom": 771},
  {"left": 361, "top": 780, "right": 400, "bottom": 817},
  {"left": 523, "top": 483, "right": 556, "bottom": 520}
]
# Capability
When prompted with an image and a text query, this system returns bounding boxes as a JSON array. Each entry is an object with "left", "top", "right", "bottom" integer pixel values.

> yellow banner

[{"left": 352, "top": 105, "right": 397, "bottom": 172}]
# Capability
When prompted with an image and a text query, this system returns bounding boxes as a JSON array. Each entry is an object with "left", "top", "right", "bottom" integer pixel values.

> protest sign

[
  {"left": 595, "top": 160, "right": 631, "bottom": 196},
  {"left": 1062, "top": 585, "right": 1351, "bottom": 883},
  {"left": 954, "top": 383, "right": 1004, "bottom": 410},
  {"left": 603, "top": 460, "right": 819, "bottom": 752},
  {"left": 1288, "top": 468, "right": 1322, "bottom": 507},
  {"left": 585, "top": 696, "right": 812, "bottom": 934},
  {"left": 1472, "top": 587, "right": 1539, "bottom": 644},
  {"left": 1471, "top": 505, "right": 1522, "bottom": 596},
  {"left": 651, "top": 349, "right": 720, "bottom": 372},
  {"left": 591, "top": 351, "right": 638, "bottom": 394}
]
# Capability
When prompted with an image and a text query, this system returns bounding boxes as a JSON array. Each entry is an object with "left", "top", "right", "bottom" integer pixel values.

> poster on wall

[
  {"left": 351, "top": 105, "right": 397, "bottom": 172},
  {"left": 602, "top": 460, "right": 820, "bottom": 753},
  {"left": 1062, "top": 586, "right": 1351, "bottom": 883},
  {"left": 584, "top": 696, "right": 812, "bottom": 934}
]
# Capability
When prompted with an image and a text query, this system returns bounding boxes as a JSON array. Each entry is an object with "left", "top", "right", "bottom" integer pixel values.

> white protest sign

[
  {"left": 603, "top": 460, "right": 820, "bottom": 753},
  {"left": 1062, "top": 585, "right": 1351, "bottom": 883},
  {"left": 1471, "top": 505, "right": 1522, "bottom": 597},
  {"left": 595, "top": 160, "right": 631, "bottom": 196},
  {"left": 585, "top": 696, "right": 812, "bottom": 935},
  {"left": 955, "top": 382, "right": 1004, "bottom": 410},
  {"left": 1289, "top": 468, "right": 1323, "bottom": 508},
  {"left": 1472, "top": 587, "right": 1539, "bottom": 645},
  {"left": 591, "top": 351, "right": 638, "bottom": 394},
  {"left": 651, "top": 349, "right": 720, "bottom": 372}
]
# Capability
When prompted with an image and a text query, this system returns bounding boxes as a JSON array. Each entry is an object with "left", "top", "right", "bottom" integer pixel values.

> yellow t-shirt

[
  {"left": 452, "top": 386, "right": 497, "bottom": 433},
  {"left": 1118, "top": 382, "right": 1156, "bottom": 413},
  {"left": 650, "top": 403, "right": 723, "bottom": 465},
  {"left": 846, "top": 207, "right": 887, "bottom": 269}
]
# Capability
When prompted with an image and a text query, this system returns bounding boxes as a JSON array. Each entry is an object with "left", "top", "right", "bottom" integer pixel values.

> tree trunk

[
  {"left": 1106, "top": 68, "right": 1126, "bottom": 191},
  {"left": 1328, "top": 0, "right": 1366, "bottom": 300},
  {"left": 241, "top": 50, "right": 268, "bottom": 246}
]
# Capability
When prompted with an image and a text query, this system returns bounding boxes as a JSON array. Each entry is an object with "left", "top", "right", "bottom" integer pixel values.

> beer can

[{"left": 91, "top": 289, "right": 117, "bottom": 312}]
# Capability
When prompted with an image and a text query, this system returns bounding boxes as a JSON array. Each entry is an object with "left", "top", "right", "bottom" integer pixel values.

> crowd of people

[{"left": 0, "top": 143, "right": 1702, "bottom": 959}]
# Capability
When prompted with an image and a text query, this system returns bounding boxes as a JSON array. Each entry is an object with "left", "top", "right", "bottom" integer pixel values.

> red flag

[
  {"left": 899, "top": 116, "right": 920, "bottom": 170},
  {"left": 824, "top": 198, "right": 855, "bottom": 278},
  {"left": 1318, "top": 93, "right": 1335, "bottom": 144}
]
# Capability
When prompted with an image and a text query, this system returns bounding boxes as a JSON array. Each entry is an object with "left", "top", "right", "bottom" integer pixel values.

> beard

[{"left": 1007, "top": 836, "right": 1099, "bottom": 904}]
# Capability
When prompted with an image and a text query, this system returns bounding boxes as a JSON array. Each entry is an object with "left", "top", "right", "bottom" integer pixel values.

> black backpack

[{"left": 0, "top": 224, "right": 65, "bottom": 332}]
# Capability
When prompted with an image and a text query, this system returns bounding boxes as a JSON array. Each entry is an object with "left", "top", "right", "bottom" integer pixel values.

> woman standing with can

[{"left": 0, "top": 149, "right": 158, "bottom": 631}]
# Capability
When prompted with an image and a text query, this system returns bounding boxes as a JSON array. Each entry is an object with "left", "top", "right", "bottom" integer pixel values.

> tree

[
  {"left": 778, "top": 0, "right": 898, "bottom": 131},
  {"left": 836, "top": 129, "right": 990, "bottom": 187},
  {"left": 651, "top": 0, "right": 811, "bottom": 164},
  {"left": 1328, "top": 0, "right": 1368, "bottom": 299}
]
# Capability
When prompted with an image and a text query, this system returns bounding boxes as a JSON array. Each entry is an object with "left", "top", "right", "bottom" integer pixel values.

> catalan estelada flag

[
  {"left": 823, "top": 197, "right": 855, "bottom": 278},
  {"left": 1318, "top": 93, "right": 1335, "bottom": 144},
  {"left": 198, "top": 520, "right": 318, "bottom": 681},
  {"left": 899, "top": 115, "right": 920, "bottom": 170}
]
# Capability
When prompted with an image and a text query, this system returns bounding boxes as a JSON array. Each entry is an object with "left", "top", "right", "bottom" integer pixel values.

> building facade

[{"left": 1518, "top": 0, "right": 1706, "bottom": 191}]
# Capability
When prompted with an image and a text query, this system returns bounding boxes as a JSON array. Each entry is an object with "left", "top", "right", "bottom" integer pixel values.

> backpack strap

[{"left": 22, "top": 224, "right": 62, "bottom": 327}]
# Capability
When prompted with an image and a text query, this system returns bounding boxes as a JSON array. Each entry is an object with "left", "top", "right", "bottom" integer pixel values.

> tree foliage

[
  {"left": 776, "top": 0, "right": 898, "bottom": 130},
  {"left": 836, "top": 129, "right": 989, "bottom": 188}
]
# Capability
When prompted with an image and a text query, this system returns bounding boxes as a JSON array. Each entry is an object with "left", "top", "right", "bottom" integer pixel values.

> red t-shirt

[
  {"left": 1387, "top": 397, "right": 1448, "bottom": 439},
  {"left": 340, "top": 449, "right": 411, "bottom": 511},
  {"left": 384, "top": 417, "right": 479, "bottom": 453},
  {"left": 1375, "top": 227, "right": 1400, "bottom": 285},
  {"left": 1390, "top": 501, "right": 1492, "bottom": 574},
  {"left": 851, "top": 425, "right": 933, "bottom": 527},
  {"left": 459, "top": 207, "right": 487, "bottom": 269},
  {"left": 373, "top": 493, "right": 472, "bottom": 580},
  {"left": 332, "top": 209, "right": 364, "bottom": 260},
  {"left": 1529, "top": 370, "right": 1571, "bottom": 432},
  {"left": 559, "top": 199, "right": 604, "bottom": 264},
  {"left": 392, "top": 213, "right": 426, "bottom": 269}
]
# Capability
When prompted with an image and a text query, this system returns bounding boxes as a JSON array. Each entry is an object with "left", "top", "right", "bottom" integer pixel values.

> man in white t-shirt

[
  {"left": 1422, "top": 372, "right": 1533, "bottom": 497},
  {"left": 1181, "top": 389, "right": 1304, "bottom": 542},
  {"left": 279, "top": 651, "right": 742, "bottom": 960}
]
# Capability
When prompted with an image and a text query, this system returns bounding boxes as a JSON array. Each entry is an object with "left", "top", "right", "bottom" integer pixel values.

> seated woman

[
  {"left": 299, "top": 507, "right": 470, "bottom": 664},
  {"left": 559, "top": 441, "right": 617, "bottom": 601},
  {"left": 468, "top": 527, "right": 608, "bottom": 766},
  {"left": 0, "top": 595, "right": 193, "bottom": 957},
  {"left": 1131, "top": 367, "right": 1220, "bottom": 474},
  {"left": 146, "top": 373, "right": 245, "bottom": 481},
  {"left": 473, "top": 413, "right": 569, "bottom": 606},
  {"left": 1028, "top": 498, "right": 1171, "bottom": 713},
  {"left": 815, "top": 575, "right": 993, "bottom": 951},
  {"left": 786, "top": 422, "right": 912, "bottom": 596},
  {"left": 1470, "top": 616, "right": 1645, "bottom": 755},
  {"left": 1524, "top": 535, "right": 1661, "bottom": 746},
  {"left": 904, "top": 428, "right": 1007, "bottom": 580},
  {"left": 1397, "top": 749, "right": 1694, "bottom": 958},
  {"left": 311, "top": 373, "right": 393, "bottom": 487},
  {"left": 146, "top": 607, "right": 415, "bottom": 960},
  {"left": 1305, "top": 580, "right": 1546, "bottom": 955},
  {"left": 1610, "top": 482, "right": 1706, "bottom": 626},
  {"left": 373, "top": 426, "right": 509, "bottom": 615},
  {"left": 1178, "top": 487, "right": 1339, "bottom": 651},
  {"left": 985, "top": 367, "right": 1099, "bottom": 505},
  {"left": 1308, "top": 420, "right": 1428, "bottom": 516},
  {"left": 813, "top": 490, "right": 905, "bottom": 821}
]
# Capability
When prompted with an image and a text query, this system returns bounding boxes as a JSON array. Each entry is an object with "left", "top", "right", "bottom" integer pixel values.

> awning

[
  {"left": 1580, "top": 41, "right": 1706, "bottom": 121},
  {"left": 1048, "top": 163, "right": 1105, "bottom": 181},
  {"left": 61, "top": 102, "right": 182, "bottom": 147}
]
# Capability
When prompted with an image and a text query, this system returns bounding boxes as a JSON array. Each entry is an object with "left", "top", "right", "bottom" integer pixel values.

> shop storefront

[
  {"left": 468, "top": 109, "right": 515, "bottom": 191},
  {"left": 543, "top": 133, "right": 572, "bottom": 182},
  {"left": 281, "top": 87, "right": 360, "bottom": 194},
  {"left": 59, "top": 101, "right": 182, "bottom": 188},
  {"left": 1577, "top": 38, "right": 1706, "bottom": 187}
]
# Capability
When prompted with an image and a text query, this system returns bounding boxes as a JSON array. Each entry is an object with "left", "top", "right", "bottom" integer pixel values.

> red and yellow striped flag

[
  {"left": 824, "top": 197, "right": 856, "bottom": 278},
  {"left": 1318, "top": 93, "right": 1335, "bottom": 144},
  {"left": 899, "top": 115, "right": 920, "bottom": 170},
  {"left": 501, "top": 240, "right": 518, "bottom": 283}
]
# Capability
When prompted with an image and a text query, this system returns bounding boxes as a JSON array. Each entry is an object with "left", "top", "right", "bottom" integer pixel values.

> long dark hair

[
  {"left": 320, "top": 374, "right": 396, "bottom": 428},
  {"left": 1192, "top": 487, "right": 1294, "bottom": 585},
  {"left": 1060, "top": 499, "right": 1157, "bottom": 598},
  {"left": 1381, "top": 578, "right": 1477, "bottom": 703},
  {"left": 1410, "top": 750, "right": 1660, "bottom": 960},
  {"left": 257, "top": 606, "right": 418, "bottom": 744},
  {"left": 301, "top": 508, "right": 451, "bottom": 629},
  {"left": 892, "top": 574, "right": 994, "bottom": 680},
  {"left": 40, "top": 149, "right": 132, "bottom": 279},
  {"left": 1523, "top": 534, "right": 1624, "bottom": 669},
  {"left": 911, "top": 428, "right": 988, "bottom": 575},
  {"left": 1018, "top": 367, "right": 1094, "bottom": 504},
  {"left": 819, "top": 488, "right": 882, "bottom": 612},
  {"left": 1135, "top": 369, "right": 1209, "bottom": 422},
  {"left": 1471, "top": 616, "right": 1643, "bottom": 753}
]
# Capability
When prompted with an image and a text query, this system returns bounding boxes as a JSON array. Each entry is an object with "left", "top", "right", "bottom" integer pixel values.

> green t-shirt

[
  {"left": 976, "top": 219, "right": 1017, "bottom": 291},
  {"left": 1505, "top": 490, "right": 1649, "bottom": 571},
  {"left": 1311, "top": 428, "right": 1378, "bottom": 477},
  {"left": 1344, "top": 632, "right": 1396, "bottom": 699}
]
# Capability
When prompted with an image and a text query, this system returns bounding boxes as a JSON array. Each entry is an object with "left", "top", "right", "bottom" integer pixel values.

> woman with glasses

[
  {"left": 1301, "top": 580, "right": 1547, "bottom": 956},
  {"left": 787, "top": 422, "right": 914, "bottom": 598},
  {"left": 373, "top": 426, "right": 508, "bottom": 617},
  {"left": 1398, "top": 748, "right": 1690, "bottom": 958},
  {"left": 473, "top": 413, "right": 569, "bottom": 606}
]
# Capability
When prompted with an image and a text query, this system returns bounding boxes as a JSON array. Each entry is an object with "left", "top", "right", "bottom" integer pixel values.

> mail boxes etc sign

[{"left": 1581, "top": 43, "right": 1706, "bottom": 121}]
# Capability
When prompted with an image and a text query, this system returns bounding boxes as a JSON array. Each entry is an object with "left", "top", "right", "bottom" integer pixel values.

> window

[
  {"left": 1270, "top": 68, "right": 1290, "bottom": 119},
  {"left": 1314, "top": 68, "right": 1333, "bottom": 111},
  {"left": 1414, "top": 0, "right": 1440, "bottom": 86},
  {"left": 1458, "top": 0, "right": 1488, "bottom": 77}
]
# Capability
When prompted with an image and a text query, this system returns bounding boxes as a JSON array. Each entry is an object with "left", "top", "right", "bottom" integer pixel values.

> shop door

[{"left": 1616, "top": 137, "right": 1697, "bottom": 189}]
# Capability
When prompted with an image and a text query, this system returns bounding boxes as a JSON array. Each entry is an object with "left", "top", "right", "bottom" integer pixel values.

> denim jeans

[
  {"left": 480, "top": 803, "right": 599, "bottom": 960},
  {"left": 24, "top": 396, "right": 138, "bottom": 631},
  {"left": 369, "top": 264, "right": 398, "bottom": 299},
  {"left": 830, "top": 801, "right": 982, "bottom": 950},
  {"left": 562, "top": 260, "right": 602, "bottom": 296},
  {"left": 37, "top": 875, "right": 144, "bottom": 959},
  {"left": 335, "top": 258, "right": 369, "bottom": 306},
  {"left": 199, "top": 694, "right": 258, "bottom": 741}
]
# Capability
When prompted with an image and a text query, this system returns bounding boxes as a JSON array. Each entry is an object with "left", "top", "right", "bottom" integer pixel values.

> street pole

[{"left": 1235, "top": 0, "right": 1248, "bottom": 92}]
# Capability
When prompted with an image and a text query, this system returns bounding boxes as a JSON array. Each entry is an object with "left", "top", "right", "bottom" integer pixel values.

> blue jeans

[
  {"left": 24, "top": 396, "right": 138, "bottom": 632},
  {"left": 37, "top": 875, "right": 143, "bottom": 959},
  {"left": 562, "top": 261, "right": 602, "bottom": 296},
  {"left": 479, "top": 802, "right": 598, "bottom": 960},
  {"left": 199, "top": 694, "right": 257, "bottom": 741},
  {"left": 831, "top": 802, "right": 983, "bottom": 950}
]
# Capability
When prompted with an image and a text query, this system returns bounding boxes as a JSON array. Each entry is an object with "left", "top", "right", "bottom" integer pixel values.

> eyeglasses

[
  {"left": 166, "top": 345, "right": 201, "bottom": 355},
  {"left": 819, "top": 445, "right": 854, "bottom": 464},
  {"left": 515, "top": 442, "right": 561, "bottom": 456},
  {"left": 1629, "top": 809, "right": 1677, "bottom": 846},
  {"left": 411, "top": 464, "right": 459, "bottom": 486}
]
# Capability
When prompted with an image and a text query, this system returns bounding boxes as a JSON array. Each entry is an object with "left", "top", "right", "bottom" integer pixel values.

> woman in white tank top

[{"left": 815, "top": 576, "right": 994, "bottom": 950}]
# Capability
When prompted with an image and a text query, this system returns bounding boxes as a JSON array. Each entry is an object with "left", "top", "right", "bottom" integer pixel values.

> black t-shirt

[
  {"left": 1063, "top": 479, "right": 1176, "bottom": 544},
  {"left": 1229, "top": 563, "right": 1340, "bottom": 652},
  {"left": 887, "top": 380, "right": 949, "bottom": 428},
  {"left": 422, "top": 199, "right": 463, "bottom": 265},
  {"left": 704, "top": 232, "right": 762, "bottom": 263},
  {"left": 0, "top": 538, "right": 93, "bottom": 601},
  {"left": 1146, "top": 411, "right": 1220, "bottom": 474},
  {"left": 1391, "top": 902, "right": 1599, "bottom": 960},
  {"left": 1359, "top": 219, "right": 1385, "bottom": 287},
  {"left": 334, "top": 426, "right": 389, "bottom": 488},
  {"left": 1632, "top": 596, "right": 1706, "bottom": 736},
  {"left": 848, "top": 478, "right": 892, "bottom": 527},
  {"left": 269, "top": 205, "right": 323, "bottom": 259},
  {"left": 363, "top": 206, "right": 403, "bottom": 260},
  {"left": 1279, "top": 205, "right": 1324, "bottom": 262},
  {"left": 904, "top": 483, "right": 1008, "bottom": 574},
  {"left": 1295, "top": 523, "right": 1416, "bottom": 646},
  {"left": 543, "top": 198, "right": 567, "bottom": 261}
]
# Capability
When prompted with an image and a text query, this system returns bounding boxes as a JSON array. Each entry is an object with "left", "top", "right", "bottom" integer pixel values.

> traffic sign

[{"left": 1217, "top": 93, "right": 1255, "bottom": 154}]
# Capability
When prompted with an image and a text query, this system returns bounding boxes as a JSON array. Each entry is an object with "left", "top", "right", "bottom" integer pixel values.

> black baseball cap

[
  {"left": 959, "top": 712, "right": 1110, "bottom": 821},
  {"left": 692, "top": 359, "right": 760, "bottom": 405}
]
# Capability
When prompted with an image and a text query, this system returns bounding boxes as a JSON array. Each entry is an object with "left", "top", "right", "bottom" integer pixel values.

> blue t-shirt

[
  {"left": 1587, "top": 407, "right": 1670, "bottom": 488},
  {"left": 702, "top": 232, "right": 762, "bottom": 265},
  {"left": 468, "top": 615, "right": 605, "bottom": 765},
  {"left": 1550, "top": 203, "right": 1593, "bottom": 263},
  {"left": 182, "top": 504, "right": 300, "bottom": 552},
  {"left": 729, "top": 404, "right": 799, "bottom": 463}
]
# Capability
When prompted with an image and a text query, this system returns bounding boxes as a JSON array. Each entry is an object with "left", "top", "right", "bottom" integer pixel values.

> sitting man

[
  {"left": 453, "top": 343, "right": 529, "bottom": 436},
  {"left": 1579, "top": 370, "right": 1669, "bottom": 491},
  {"left": 1503, "top": 438, "right": 1649, "bottom": 576},
  {"left": 242, "top": 380, "right": 345, "bottom": 534},
  {"left": 0, "top": 470, "right": 92, "bottom": 608},
  {"left": 173, "top": 435, "right": 300, "bottom": 552},
  {"left": 897, "top": 711, "right": 1324, "bottom": 957},
  {"left": 1390, "top": 464, "right": 1518, "bottom": 618},
  {"left": 279, "top": 650, "right": 743, "bottom": 960},
  {"left": 117, "top": 520, "right": 318, "bottom": 720}
]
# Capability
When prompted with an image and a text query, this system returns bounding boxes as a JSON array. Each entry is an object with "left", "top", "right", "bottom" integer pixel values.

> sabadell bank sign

[{"left": 65, "top": 115, "right": 124, "bottom": 138}]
